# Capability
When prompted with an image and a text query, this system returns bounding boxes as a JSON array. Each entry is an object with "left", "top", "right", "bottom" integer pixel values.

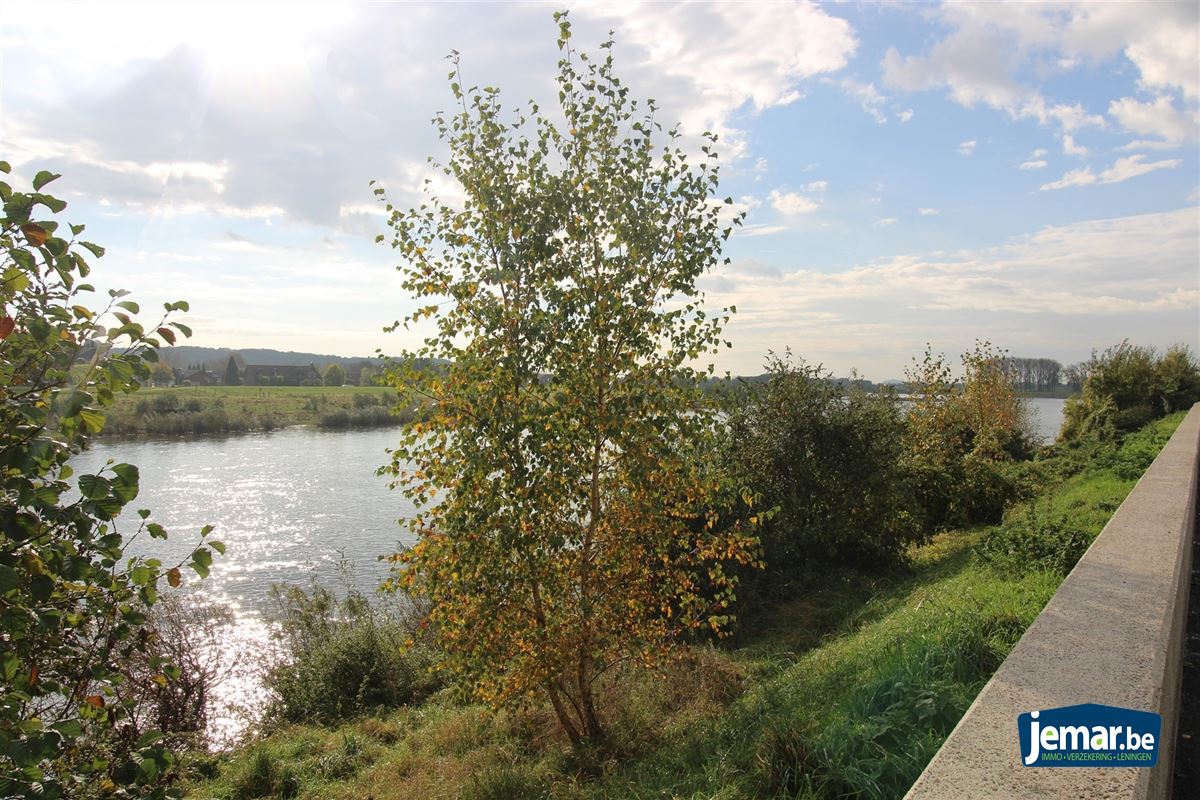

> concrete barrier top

[{"left": 905, "top": 404, "right": 1200, "bottom": 800}]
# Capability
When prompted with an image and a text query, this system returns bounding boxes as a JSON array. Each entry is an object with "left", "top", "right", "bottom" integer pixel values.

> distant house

[
  {"left": 243, "top": 364, "right": 323, "bottom": 386},
  {"left": 181, "top": 370, "right": 220, "bottom": 386}
]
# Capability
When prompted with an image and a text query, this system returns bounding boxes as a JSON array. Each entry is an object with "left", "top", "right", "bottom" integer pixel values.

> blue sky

[{"left": 2, "top": 1, "right": 1196, "bottom": 379}]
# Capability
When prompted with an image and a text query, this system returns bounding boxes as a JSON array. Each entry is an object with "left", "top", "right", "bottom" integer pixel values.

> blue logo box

[{"left": 1018, "top": 703, "right": 1161, "bottom": 767}]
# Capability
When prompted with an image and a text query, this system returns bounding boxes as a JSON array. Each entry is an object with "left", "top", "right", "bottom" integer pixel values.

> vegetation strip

[{"left": 187, "top": 414, "right": 1186, "bottom": 799}]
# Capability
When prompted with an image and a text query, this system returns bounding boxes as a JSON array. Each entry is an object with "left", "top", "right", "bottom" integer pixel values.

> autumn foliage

[{"left": 376, "top": 15, "right": 760, "bottom": 744}]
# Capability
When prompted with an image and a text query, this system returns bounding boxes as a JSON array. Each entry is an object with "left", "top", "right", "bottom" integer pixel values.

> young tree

[
  {"left": 0, "top": 165, "right": 222, "bottom": 797},
  {"left": 224, "top": 354, "right": 240, "bottom": 386},
  {"left": 902, "top": 341, "right": 1029, "bottom": 531},
  {"left": 377, "top": 14, "right": 760, "bottom": 745},
  {"left": 323, "top": 363, "right": 347, "bottom": 387}
]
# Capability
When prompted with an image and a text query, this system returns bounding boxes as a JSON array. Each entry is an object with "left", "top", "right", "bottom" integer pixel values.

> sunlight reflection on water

[{"left": 71, "top": 426, "right": 417, "bottom": 745}]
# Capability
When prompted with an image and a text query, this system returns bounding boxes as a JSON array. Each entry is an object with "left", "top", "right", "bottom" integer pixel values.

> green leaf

[
  {"left": 0, "top": 565, "right": 18, "bottom": 594},
  {"left": 80, "top": 241, "right": 105, "bottom": 258},
  {"left": 116, "top": 300, "right": 140, "bottom": 314},
  {"left": 190, "top": 550, "right": 211, "bottom": 579},
  {"left": 0, "top": 652, "right": 18, "bottom": 682},
  {"left": 78, "top": 474, "right": 110, "bottom": 500},
  {"left": 30, "top": 574, "right": 54, "bottom": 602},
  {"left": 79, "top": 409, "right": 106, "bottom": 433},
  {"left": 209, "top": 540, "right": 226, "bottom": 555},
  {"left": 32, "top": 192, "right": 67, "bottom": 213},
  {"left": 110, "top": 463, "right": 139, "bottom": 502},
  {"left": 130, "top": 565, "right": 151, "bottom": 587},
  {"left": 32, "top": 170, "right": 61, "bottom": 190},
  {"left": 147, "top": 523, "right": 167, "bottom": 539}
]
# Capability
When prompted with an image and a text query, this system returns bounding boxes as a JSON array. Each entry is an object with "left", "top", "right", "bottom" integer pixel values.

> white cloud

[
  {"left": 583, "top": 1, "right": 858, "bottom": 156},
  {"left": 919, "top": 208, "right": 940, "bottom": 216},
  {"left": 897, "top": 109, "right": 914, "bottom": 122},
  {"left": 801, "top": 180, "right": 828, "bottom": 192},
  {"left": 1040, "top": 167, "right": 1096, "bottom": 191},
  {"left": 1109, "top": 95, "right": 1199, "bottom": 145},
  {"left": 830, "top": 77, "right": 887, "bottom": 123},
  {"left": 1062, "top": 134, "right": 1088, "bottom": 157},
  {"left": 881, "top": 2, "right": 1193, "bottom": 133},
  {"left": 735, "top": 224, "right": 789, "bottom": 238},
  {"left": 958, "top": 139, "right": 977, "bottom": 155},
  {"left": 769, "top": 189, "right": 820, "bottom": 215},
  {"left": 1098, "top": 154, "right": 1183, "bottom": 183},
  {"left": 714, "top": 194, "right": 763, "bottom": 227},
  {"left": 1119, "top": 139, "right": 1191, "bottom": 151},
  {"left": 1019, "top": 147, "right": 1050, "bottom": 169},
  {"left": 704, "top": 207, "right": 1199, "bottom": 375},
  {"left": 874, "top": 217, "right": 898, "bottom": 227},
  {"left": 3, "top": 2, "right": 859, "bottom": 226},
  {"left": 1040, "top": 154, "right": 1182, "bottom": 190}
]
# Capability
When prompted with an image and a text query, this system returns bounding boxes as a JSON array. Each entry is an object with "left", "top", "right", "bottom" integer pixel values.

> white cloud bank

[
  {"left": 705, "top": 207, "right": 1199, "bottom": 375},
  {"left": 881, "top": 1, "right": 1197, "bottom": 145},
  {"left": 2, "top": 1, "right": 859, "bottom": 226}
]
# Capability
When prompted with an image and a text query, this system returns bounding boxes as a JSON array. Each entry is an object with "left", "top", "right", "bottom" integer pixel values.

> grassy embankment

[
  {"left": 185, "top": 412, "right": 1185, "bottom": 800},
  {"left": 101, "top": 385, "right": 411, "bottom": 437}
]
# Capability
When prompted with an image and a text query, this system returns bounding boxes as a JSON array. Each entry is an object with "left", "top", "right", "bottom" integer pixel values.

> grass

[
  {"left": 101, "top": 385, "right": 410, "bottom": 437},
  {"left": 184, "top": 412, "right": 1186, "bottom": 800}
]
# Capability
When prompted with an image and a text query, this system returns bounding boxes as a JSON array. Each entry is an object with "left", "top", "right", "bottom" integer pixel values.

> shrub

[
  {"left": 353, "top": 392, "right": 380, "bottom": 409},
  {"left": 0, "top": 166, "right": 221, "bottom": 797},
  {"left": 725, "top": 352, "right": 920, "bottom": 581},
  {"left": 111, "top": 597, "right": 239, "bottom": 753},
  {"left": 902, "top": 342, "right": 1032, "bottom": 532},
  {"left": 1061, "top": 341, "right": 1200, "bottom": 441},
  {"left": 264, "top": 583, "right": 440, "bottom": 725},
  {"left": 978, "top": 505, "right": 1093, "bottom": 576},
  {"left": 229, "top": 750, "right": 299, "bottom": 800},
  {"left": 154, "top": 392, "right": 181, "bottom": 413}
]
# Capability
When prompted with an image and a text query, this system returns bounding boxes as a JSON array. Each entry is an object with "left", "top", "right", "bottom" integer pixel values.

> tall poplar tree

[{"left": 377, "top": 13, "right": 760, "bottom": 744}]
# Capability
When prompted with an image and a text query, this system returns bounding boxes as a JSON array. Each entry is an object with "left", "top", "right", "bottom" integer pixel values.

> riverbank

[
  {"left": 101, "top": 385, "right": 411, "bottom": 436},
  {"left": 1018, "top": 388, "right": 1076, "bottom": 399},
  {"left": 183, "top": 412, "right": 1185, "bottom": 799}
]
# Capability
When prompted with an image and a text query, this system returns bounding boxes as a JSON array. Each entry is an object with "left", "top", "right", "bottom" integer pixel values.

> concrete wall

[{"left": 906, "top": 404, "right": 1200, "bottom": 799}]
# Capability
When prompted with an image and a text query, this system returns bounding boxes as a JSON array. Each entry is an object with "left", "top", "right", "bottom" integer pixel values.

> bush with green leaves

[
  {"left": 724, "top": 352, "right": 920, "bottom": 582},
  {"left": 322, "top": 363, "right": 346, "bottom": 387},
  {"left": 1061, "top": 341, "right": 1200, "bottom": 441},
  {"left": 0, "top": 165, "right": 222, "bottom": 798},
  {"left": 264, "top": 582, "right": 439, "bottom": 725},
  {"left": 978, "top": 505, "right": 1093, "bottom": 577},
  {"left": 902, "top": 342, "right": 1033, "bottom": 532}
]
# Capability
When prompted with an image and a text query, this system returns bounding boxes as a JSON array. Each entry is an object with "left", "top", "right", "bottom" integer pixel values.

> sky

[{"left": 1, "top": 1, "right": 1197, "bottom": 380}]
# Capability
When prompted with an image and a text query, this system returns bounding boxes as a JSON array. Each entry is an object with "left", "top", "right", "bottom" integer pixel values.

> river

[{"left": 71, "top": 397, "right": 1065, "bottom": 741}]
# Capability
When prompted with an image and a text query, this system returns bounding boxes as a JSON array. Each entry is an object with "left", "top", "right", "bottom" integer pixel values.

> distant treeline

[
  {"left": 160, "top": 345, "right": 384, "bottom": 372},
  {"left": 160, "top": 347, "right": 1091, "bottom": 395}
]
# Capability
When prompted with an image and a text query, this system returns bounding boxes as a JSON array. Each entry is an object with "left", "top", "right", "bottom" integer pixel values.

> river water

[{"left": 71, "top": 397, "right": 1065, "bottom": 741}]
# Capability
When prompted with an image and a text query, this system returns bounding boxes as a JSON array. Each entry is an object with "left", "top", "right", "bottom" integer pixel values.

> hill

[{"left": 161, "top": 346, "right": 383, "bottom": 372}]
